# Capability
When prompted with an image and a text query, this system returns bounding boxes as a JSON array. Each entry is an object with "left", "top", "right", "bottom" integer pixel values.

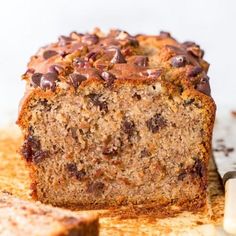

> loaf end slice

[{"left": 0, "top": 192, "right": 99, "bottom": 236}]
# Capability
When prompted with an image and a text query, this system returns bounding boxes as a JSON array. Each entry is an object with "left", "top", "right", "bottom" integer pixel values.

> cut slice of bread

[{"left": 0, "top": 192, "right": 99, "bottom": 236}]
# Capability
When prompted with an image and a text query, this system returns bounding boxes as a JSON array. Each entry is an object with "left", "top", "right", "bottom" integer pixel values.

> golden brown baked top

[{"left": 22, "top": 28, "right": 211, "bottom": 96}]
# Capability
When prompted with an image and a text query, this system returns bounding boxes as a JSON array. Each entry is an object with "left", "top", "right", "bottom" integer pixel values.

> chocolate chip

[
  {"left": 87, "top": 182, "right": 105, "bottom": 195},
  {"left": 187, "top": 66, "right": 203, "bottom": 77},
  {"left": 140, "top": 148, "right": 151, "bottom": 158},
  {"left": 184, "top": 98, "right": 195, "bottom": 106},
  {"left": 73, "top": 57, "right": 91, "bottom": 69},
  {"left": 59, "top": 51, "right": 69, "bottom": 58},
  {"left": 32, "top": 150, "right": 48, "bottom": 164},
  {"left": 192, "top": 159, "right": 206, "bottom": 178},
  {"left": 182, "top": 41, "right": 196, "bottom": 48},
  {"left": 40, "top": 72, "right": 58, "bottom": 91},
  {"left": 101, "top": 71, "right": 117, "bottom": 87},
  {"left": 111, "top": 48, "right": 126, "bottom": 64},
  {"left": 66, "top": 163, "right": 86, "bottom": 181},
  {"left": 88, "top": 93, "right": 108, "bottom": 113},
  {"left": 48, "top": 64, "right": 64, "bottom": 74},
  {"left": 69, "top": 73, "right": 86, "bottom": 88},
  {"left": 146, "top": 113, "right": 167, "bottom": 133},
  {"left": 134, "top": 56, "right": 149, "bottom": 67},
  {"left": 122, "top": 120, "right": 136, "bottom": 137},
  {"left": 195, "top": 76, "right": 211, "bottom": 96},
  {"left": 102, "top": 146, "right": 118, "bottom": 156},
  {"left": 85, "top": 51, "right": 98, "bottom": 62},
  {"left": 21, "top": 136, "right": 40, "bottom": 162},
  {"left": 140, "top": 69, "right": 162, "bottom": 78},
  {"left": 132, "top": 93, "right": 142, "bottom": 100},
  {"left": 42, "top": 50, "right": 58, "bottom": 60},
  {"left": 82, "top": 34, "right": 99, "bottom": 45},
  {"left": 58, "top": 35, "right": 73, "bottom": 46},
  {"left": 171, "top": 55, "right": 186, "bottom": 68},
  {"left": 178, "top": 172, "right": 187, "bottom": 181},
  {"left": 160, "top": 31, "right": 171, "bottom": 38},
  {"left": 31, "top": 73, "right": 43, "bottom": 87}
]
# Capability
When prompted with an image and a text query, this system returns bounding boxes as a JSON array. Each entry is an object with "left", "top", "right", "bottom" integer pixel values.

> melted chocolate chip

[
  {"left": 191, "top": 159, "right": 206, "bottom": 178},
  {"left": 88, "top": 93, "right": 108, "bottom": 113},
  {"left": 101, "top": 71, "right": 117, "bottom": 86},
  {"left": 31, "top": 73, "right": 43, "bottom": 87},
  {"left": 66, "top": 163, "right": 86, "bottom": 181},
  {"left": 140, "top": 148, "right": 151, "bottom": 158},
  {"left": 134, "top": 56, "right": 149, "bottom": 67},
  {"left": 82, "top": 34, "right": 99, "bottom": 45},
  {"left": 42, "top": 50, "right": 58, "bottom": 60},
  {"left": 122, "top": 120, "right": 136, "bottom": 137},
  {"left": 48, "top": 64, "right": 64, "bottom": 74},
  {"left": 178, "top": 172, "right": 187, "bottom": 181},
  {"left": 111, "top": 48, "right": 126, "bottom": 64},
  {"left": 195, "top": 76, "right": 211, "bottom": 96},
  {"left": 132, "top": 93, "right": 142, "bottom": 100},
  {"left": 146, "top": 113, "right": 167, "bottom": 133},
  {"left": 73, "top": 57, "right": 91, "bottom": 68},
  {"left": 58, "top": 35, "right": 73, "bottom": 46},
  {"left": 187, "top": 66, "right": 203, "bottom": 77},
  {"left": 69, "top": 73, "right": 86, "bottom": 88},
  {"left": 87, "top": 182, "right": 105, "bottom": 195},
  {"left": 171, "top": 55, "right": 186, "bottom": 68},
  {"left": 40, "top": 72, "right": 58, "bottom": 91},
  {"left": 32, "top": 150, "right": 48, "bottom": 164}
]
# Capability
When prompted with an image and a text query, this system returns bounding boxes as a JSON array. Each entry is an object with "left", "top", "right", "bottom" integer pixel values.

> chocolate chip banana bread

[
  {"left": 0, "top": 192, "right": 99, "bottom": 236},
  {"left": 17, "top": 28, "right": 216, "bottom": 210}
]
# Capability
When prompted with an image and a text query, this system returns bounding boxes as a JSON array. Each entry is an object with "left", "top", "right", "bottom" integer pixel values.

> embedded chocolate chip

[
  {"left": 87, "top": 182, "right": 105, "bottom": 195},
  {"left": 140, "top": 148, "right": 151, "bottom": 158},
  {"left": 85, "top": 51, "right": 98, "bottom": 62},
  {"left": 67, "top": 163, "right": 77, "bottom": 172},
  {"left": 69, "top": 73, "right": 87, "bottom": 88},
  {"left": 134, "top": 56, "right": 149, "bottom": 67},
  {"left": 21, "top": 136, "right": 40, "bottom": 162},
  {"left": 111, "top": 48, "right": 126, "bottom": 64},
  {"left": 88, "top": 93, "right": 108, "bottom": 113},
  {"left": 195, "top": 76, "right": 211, "bottom": 96},
  {"left": 82, "top": 34, "right": 99, "bottom": 45},
  {"left": 159, "top": 31, "right": 171, "bottom": 38},
  {"left": 187, "top": 66, "right": 203, "bottom": 77},
  {"left": 66, "top": 163, "right": 86, "bottom": 181},
  {"left": 171, "top": 55, "right": 186, "bottom": 68},
  {"left": 43, "top": 50, "right": 58, "bottom": 60},
  {"left": 40, "top": 72, "right": 58, "bottom": 91},
  {"left": 178, "top": 172, "right": 187, "bottom": 181},
  {"left": 101, "top": 71, "right": 117, "bottom": 86},
  {"left": 122, "top": 120, "right": 136, "bottom": 137},
  {"left": 191, "top": 159, "right": 206, "bottom": 178},
  {"left": 32, "top": 150, "right": 48, "bottom": 164},
  {"left": 48, "top": 64, "right": 63, "bottom": 74},
  {"left": 31, "top": 73, "right": 43, "bottom": 87},
  {"left": 132, "top": 93, "right": 142, "bottom": 100},
  {"left": 102, "top": 146, "right": 118, "bottom": 156},
  {"left": 73, "top": 57, "right": 91, "bottom": 68},
  {"left": 146, "top": 113, "right": 167, "bottom": 133},
  {"left": 58, "top": 35, "right": 73, "bottom": 46}
]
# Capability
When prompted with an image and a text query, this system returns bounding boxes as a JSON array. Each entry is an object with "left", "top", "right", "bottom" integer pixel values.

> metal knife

[{"left": 213, "top": 113, "right": 236, "bottom": 235}]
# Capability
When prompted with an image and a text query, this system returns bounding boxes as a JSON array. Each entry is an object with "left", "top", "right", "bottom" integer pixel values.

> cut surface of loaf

[
  {"left": 0, "top": 192, "right": 99, "bottom": 236},
  {"left": 17, "top": 29, "right": 216, "bottom": 210}
]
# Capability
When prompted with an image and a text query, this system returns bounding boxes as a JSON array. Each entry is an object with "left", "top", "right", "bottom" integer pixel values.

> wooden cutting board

[{"left": 0, "top": 126, "right": 225, "bottom": 235}]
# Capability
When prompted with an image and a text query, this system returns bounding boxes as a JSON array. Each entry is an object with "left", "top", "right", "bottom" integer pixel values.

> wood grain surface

[{"left": 0, "top": 126, "right": 224, "bottom": 235}]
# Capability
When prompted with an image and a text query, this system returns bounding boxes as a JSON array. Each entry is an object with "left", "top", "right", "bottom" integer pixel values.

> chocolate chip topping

[
  {"left": 48, "top": 64, "right": 64, "bottom": 74},
  {"left": 146, "top": 113, "right": 167, "bottom": 133},
  {"left": 110, "top": 48, "right": 126, "bottom": 64},
  {"left": 195, "top": 76, "right": 211, "bottom": 96},
  {"left": 134, "top": 56, "right": 149, "bottom": 67},
  {"left": 183, "top": 41, "right": 204, "bottom": 58},
  {"left": 82, "top": 34, "right": 99, "bottom": 45},
  {"left": 73, "top": 58, "right": 91, "bottom": 68},
  {"left": 171, "top": 55, "right": 186, "bottom": 68},
  {"left": 85, "top": 51, "right": 98, "bottom": 62},
  {"left": 140, "top": 69, "right": 162, "bottom": 78},
  {"left": 31, "top": 73, "right": 43, "bottom": 87},
  {"left": 101, "top": 71, "right": 117, "bottom": 86},
  {"left": 69, "top": 73, "right": 87, "bottom": 88},
  {"left": 40, "top": 72, "right": 58, "bottom": 91},
  {"left": 42, "top": 50, "right": 58, "bottom": 60},
  {"left": 58, "top": 35, "right": 73, "bottom": 46},
  {"left": 187, "top": 66, "right": 203, "bottom": 77},
  {"left": 159, "top": 31, "right": 171, "bottom": 38}
]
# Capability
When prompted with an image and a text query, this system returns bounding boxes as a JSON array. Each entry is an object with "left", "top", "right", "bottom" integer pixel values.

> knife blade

[{"left": 213, "top": 113, "right": 236, "bottom": 235}]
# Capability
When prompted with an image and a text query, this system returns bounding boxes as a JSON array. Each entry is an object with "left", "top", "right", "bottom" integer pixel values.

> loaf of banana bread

[
  {"left": 0, "top": 192, "right": 99, "bottom": 236},
  {"left": 17, "top": 28, "right": 216, "bottom": 210}
]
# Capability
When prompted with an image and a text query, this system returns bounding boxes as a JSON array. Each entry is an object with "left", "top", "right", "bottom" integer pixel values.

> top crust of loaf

[{"left": 17, "top": 28, "right": 215, "bottom": 128}]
